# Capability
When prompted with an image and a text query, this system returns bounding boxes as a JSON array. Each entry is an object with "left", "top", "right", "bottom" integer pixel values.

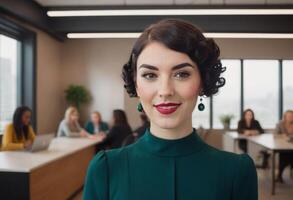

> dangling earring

[
  {"left": 137, "top": 102, "right": 144, "bottom": 112},
  {"left": 198, "top": 97, "right": 205, "bottom": 111}
]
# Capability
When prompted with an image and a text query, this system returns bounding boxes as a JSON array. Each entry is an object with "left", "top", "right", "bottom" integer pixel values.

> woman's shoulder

[
  {"left": 84, "top": 150, "right": 109, "bottom": 199},
  {"left": 90, "top": 145, "right": 133, "bottom": 165},
  {"left": 58, "top": 119, "right": 68, "bottom": 126},
  {"left": 252, "top": 119, "right": 261, "bottom": 125},
  {"left": 205, "top": 147, "right": 257, "bottom": 192},
  {"left": 3, "top": 123, "right": 14, "bottom": 135},
  {"left": 204, "top": 145, "right": 255, "bottom": 170},
  {"left": 85, "top": 121, "right": 93, "bottom": 127},
  {"left": 100, "top": 121, "right": 108, "bottom": 126},
  {"left": 4, "top": 123, "right": 13, "bottom": 130}
]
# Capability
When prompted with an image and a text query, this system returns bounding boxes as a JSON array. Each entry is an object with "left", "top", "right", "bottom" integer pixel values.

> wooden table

[
  {"left": 0, "top": 137, "right": 101, "bottom": 200},
  {"left": 248, "top": 133, "right": 293, "bottom": 195}
]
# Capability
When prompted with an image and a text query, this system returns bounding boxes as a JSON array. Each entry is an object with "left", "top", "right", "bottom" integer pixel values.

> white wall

[
  {"left": 36, "top": 30, "right": 64, "bottom": 133},
  {"left": 60, "top": 39, "right": 137, "bottom": 127}
]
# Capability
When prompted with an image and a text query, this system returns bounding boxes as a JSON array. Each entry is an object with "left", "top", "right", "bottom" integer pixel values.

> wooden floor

[
  {"left": 258, "top": 167, "right": 293, "bottom": 200},
  {"left": 72, "top": 167, "right": 293, "bottom": 200}
]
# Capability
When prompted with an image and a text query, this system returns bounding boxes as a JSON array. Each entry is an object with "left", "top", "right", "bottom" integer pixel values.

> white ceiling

[{"left": 34, "top": 0, "right": 293, "bottom": 7}]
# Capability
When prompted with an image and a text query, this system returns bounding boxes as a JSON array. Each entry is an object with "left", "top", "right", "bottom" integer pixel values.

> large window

[
  {"left": 283, "top": 60, "right": 293, "bottom": 112},
  {"left": 192, "top": 59, "right": 291, "bottom": 130},
  {"left": 0, "top": 34, "right": 20, "bottom": 131},
  {"left": 243, "top": 60, "right": 279, "bottom": 128},
  {"left": 213, "top": 60, "right": 241, "bottom": 129}
]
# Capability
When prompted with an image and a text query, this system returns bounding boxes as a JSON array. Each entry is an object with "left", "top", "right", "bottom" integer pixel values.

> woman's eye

[
  {"left": 174, "top": 71, "right": 190, "bottom": 79},
  {"left": 141, "top": 73, "right": 157, "bottom": 80}
]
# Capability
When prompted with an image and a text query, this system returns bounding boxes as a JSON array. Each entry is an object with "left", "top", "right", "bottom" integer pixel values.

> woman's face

[
  {"left": 91, "top": 113, "right": 100, "bottom": 124},
  {"left": 136, "top": 42, "right": 202, "bottom": 130},
  {"left": 244, "top": 111, "right": 253, "bottom": 122},
  {"left": 70, "top": 111, "right": 79, "bottom": 122},
  {"left": 21, "top": 111, "right": 31, "bottom": 126}
]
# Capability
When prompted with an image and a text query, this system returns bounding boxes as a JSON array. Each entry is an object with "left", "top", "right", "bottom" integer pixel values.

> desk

[
  {"left": 225, "top": 131, "right": 248, "bottom": 153},
  {"left": 248, "top": 134, "right": 293, "bottom": 195},
  {"left": 0, "top": 137, "right": 101, "bottom": 200}
]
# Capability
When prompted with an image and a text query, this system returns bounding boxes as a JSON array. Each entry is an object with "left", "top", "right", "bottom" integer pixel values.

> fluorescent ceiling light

[
  {"left": 48, "top": 9, "right": 293, "bottom": 17},
  {"left": 67, "top": 33, "right": 293, "bottom": 39},
  {"left": 204, "top": 33, "right": 293, "bottom": 39},
  {"left": 67, "top": 33, "right": 141, "bottom": 38}
]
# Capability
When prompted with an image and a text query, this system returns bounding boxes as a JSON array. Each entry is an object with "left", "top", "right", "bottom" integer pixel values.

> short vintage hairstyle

[{"left": 122, "top": 19, "right": 226, "bottom": 98}]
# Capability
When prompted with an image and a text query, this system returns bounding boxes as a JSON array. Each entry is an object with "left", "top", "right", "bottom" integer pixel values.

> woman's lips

[{"left": 154, "top": 103, "right": 181, "bottom": 115}]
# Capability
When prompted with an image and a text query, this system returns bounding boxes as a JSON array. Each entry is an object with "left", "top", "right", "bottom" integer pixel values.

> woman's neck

[{"left": 150, "top": 119, "right": 193, "bottom": 140}]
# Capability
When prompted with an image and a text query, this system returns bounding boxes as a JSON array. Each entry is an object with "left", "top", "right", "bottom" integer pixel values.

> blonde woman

[{"left": 57, "top": 106, "right": 88, "bottom": 137}]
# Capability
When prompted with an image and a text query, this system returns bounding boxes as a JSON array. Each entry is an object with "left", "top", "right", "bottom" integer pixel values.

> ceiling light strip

[
  {"left": 48, "top": 9, "right": 293, "bottom": 17},
  {"left": 67, "top": 33, "right": 293, "bottom": 39}
]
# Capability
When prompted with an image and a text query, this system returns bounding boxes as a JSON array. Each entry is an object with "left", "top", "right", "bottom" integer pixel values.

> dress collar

[{"left": 137, "top": 127, "right": 206, "bottom": 157}]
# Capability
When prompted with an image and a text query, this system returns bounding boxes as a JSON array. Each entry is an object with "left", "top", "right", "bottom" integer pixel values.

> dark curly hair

[{"left": 122, "top": 18, "right": 226, "bottom": 98}]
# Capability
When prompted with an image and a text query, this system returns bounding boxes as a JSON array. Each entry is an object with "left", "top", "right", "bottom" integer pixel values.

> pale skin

[{"left": 136, "top": 42, "right": 202, "bottom": 140}]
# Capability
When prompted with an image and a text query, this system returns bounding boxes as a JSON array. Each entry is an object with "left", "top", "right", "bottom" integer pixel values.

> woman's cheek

[
  {"left": 137, "top": 78, "right": 155, "bottom": 98},
  {"left": 177, "top": 81, "right": 200, "bottom": 100}
]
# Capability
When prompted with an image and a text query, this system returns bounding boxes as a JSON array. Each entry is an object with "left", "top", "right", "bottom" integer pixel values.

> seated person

[
  {"left": 237, "top": 109, "right": 264, "bottom": 153},
  {"left": 57, "top": 106, "right": 89, "bottom": 138},
  {"left": 85, "top": 111, "right": 109, "bottom": 140},
  {"left": 274, "top": 110, "right": 293, "bottom": 183},
  {"left": 2, "top": 106, "right": 36, "bottom": 151},
  {"left": 100, "top": 109, "right": 132, "bottom": 149}
]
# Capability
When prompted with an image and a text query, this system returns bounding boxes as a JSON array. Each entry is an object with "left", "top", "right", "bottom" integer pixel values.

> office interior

[{"left": 0, "top": 0, "right": 293, "bottom": 200}]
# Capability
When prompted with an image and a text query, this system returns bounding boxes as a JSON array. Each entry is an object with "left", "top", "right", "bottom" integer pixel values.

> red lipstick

[{"left": 154, "top": 102, "right": 181, "bottom": 115}]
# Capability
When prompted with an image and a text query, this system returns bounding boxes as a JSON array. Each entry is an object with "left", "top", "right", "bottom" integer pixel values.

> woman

[
  {"left": 57, "top": 106, "right": 88, "bottom": 137},
  {"left": 100, "top": 109, "right": 132, "bottom": 149},
  {"left": 237, "top": 109, "right": 264, "bottom": 153},
  {"left": 274, "top": 110, "right": 293, "bottom": 183},
  {"left": 2, "top": 106, "right": 36, "bottom": 151},
  {"left": 84, "top": 19, "right": 257, "bottom": 200},
  {"left": 85, "top": 111, "right": 109, "bottom": 137}
]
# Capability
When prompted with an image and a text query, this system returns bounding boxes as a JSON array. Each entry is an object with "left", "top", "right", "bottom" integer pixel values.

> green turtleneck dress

[{"left": 83, "top": 128, "right": 258, "bottom": 200}]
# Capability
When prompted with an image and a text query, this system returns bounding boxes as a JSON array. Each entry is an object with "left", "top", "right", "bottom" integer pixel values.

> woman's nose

[{"left": 158, "top": 76, "right": 174, "bottom": 97}]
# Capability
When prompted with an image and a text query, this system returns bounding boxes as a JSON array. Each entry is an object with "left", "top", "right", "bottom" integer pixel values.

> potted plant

[
  {"left": 219, "top": 114, "right": 234, "bottom": 130},
  {"left": 64, "top": 85, "right": 91, "bottom": 111}
]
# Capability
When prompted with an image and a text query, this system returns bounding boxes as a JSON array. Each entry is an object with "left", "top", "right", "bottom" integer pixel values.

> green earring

[{"left": 137, "top": 102, "right": 143, "bottom": 112}]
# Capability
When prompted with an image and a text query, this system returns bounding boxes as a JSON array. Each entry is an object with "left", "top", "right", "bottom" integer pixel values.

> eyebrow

[{"left": 139, "top": 62, "right": 195, "bottom": 71}]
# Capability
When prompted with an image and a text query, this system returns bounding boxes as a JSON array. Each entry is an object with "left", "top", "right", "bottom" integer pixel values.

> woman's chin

[{"left": 154, "top": 119, "right": 181, "bottom": 130}]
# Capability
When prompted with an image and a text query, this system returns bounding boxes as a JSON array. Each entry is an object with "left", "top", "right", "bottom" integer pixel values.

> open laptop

[{"left": 28, "top": 133, "right": 55, "bottom": 152}]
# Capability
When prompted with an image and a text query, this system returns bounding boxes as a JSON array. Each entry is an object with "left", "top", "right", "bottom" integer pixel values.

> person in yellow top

[{"left": 2, "top": 106, "right": 36, "bottom": 151}]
